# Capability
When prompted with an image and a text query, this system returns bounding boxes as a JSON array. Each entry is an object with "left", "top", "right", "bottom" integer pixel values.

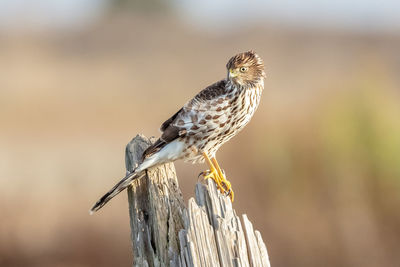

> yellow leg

[
  {"left": 211, "top": 157, "right": 234, "bottom": 202},
  {"left": 200, "top": 152, "right": 234, "bottom": 202},
  {"left": 202, "top": 152, "right": 225, "bottom": 192}
]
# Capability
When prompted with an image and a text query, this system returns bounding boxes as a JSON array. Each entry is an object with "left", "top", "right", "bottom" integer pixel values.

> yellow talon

[
  {"left": 202, "top": 152, "right": 234, "bottom": 202},
  {"left": 203, "top": 168, "right": 224, "bottom": 191},
  {"left": 211, "top": 157, "right": 234, "bottom": 202}
]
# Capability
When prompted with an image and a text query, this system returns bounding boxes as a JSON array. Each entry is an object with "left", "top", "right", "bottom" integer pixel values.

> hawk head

[{"left": 226, "top": 50, "right": 266, "bottom": 87}]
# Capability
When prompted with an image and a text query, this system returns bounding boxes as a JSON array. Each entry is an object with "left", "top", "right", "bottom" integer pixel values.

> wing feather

[
  {"left": 160, "top": 108, "right": 183, "bottom": 132},
  {"left": 142, "top": 79, "right": 228, "bottom": 160}
]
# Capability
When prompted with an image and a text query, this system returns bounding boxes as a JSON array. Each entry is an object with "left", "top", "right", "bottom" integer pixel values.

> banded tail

[
  {"left": 89, "top": 169, "right": 145, "bottom": 214},
  {"left": 89, "top": 139, "right": 180, "bottom": 214},
  {"left": 90, "top": 133, "right": 186, "bottom": 214}
]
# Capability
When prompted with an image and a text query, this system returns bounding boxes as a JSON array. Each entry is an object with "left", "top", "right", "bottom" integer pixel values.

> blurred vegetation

[
  {"left": 1, "top": 7, "right": 400, "bottom": 267},
  {"left": 107, "top": 0, "right": 170, "bottom": 13}
]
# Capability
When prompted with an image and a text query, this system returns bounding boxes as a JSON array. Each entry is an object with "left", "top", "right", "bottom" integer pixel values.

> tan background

[{"left": 1, "top": 1, "right": 400, "bottom": 266}]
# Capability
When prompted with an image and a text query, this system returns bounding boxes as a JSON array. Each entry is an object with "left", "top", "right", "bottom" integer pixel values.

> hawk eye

[{"left": 240, "top": 67, "right": 248, "bottom": 72}]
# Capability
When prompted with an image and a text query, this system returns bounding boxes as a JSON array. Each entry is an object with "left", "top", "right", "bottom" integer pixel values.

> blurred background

[{"left": 1, "top": 0, "right": 400, "bottom": 266}]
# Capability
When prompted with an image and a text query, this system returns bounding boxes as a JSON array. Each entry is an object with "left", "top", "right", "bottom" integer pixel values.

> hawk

[{"left": 90, "top": 51, "right": 266, "bottom": 213}]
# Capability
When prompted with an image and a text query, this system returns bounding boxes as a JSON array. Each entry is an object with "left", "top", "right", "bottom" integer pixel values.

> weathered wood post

[{"left": 126, "top": 134, "right": 271, "bottom": 267}]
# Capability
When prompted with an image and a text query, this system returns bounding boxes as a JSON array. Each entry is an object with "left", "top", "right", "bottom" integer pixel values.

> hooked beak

[{"left": 229, "top": 68, "right": 238, "bottom": 78}]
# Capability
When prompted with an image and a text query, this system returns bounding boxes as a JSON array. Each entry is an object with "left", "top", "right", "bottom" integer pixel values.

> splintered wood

[{"left": 126, "top": 135, "right": 271, "bottom": 267}]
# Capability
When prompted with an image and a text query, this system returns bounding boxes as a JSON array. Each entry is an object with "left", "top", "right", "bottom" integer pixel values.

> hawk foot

[
  {"left": 218, "top": 172, "right": 234, "bottom": 202},
  {"left": 199, "top": 169, "right": 234, "bottom": 202},
  {"left": 202, "top": 152, "right": 234, "bottom": 202}
]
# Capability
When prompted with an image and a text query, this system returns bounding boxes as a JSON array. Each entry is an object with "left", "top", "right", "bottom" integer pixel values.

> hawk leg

[
  {"left": 201, "top": 152, "right": 234, "bottom": 202},
  {"left": 211, "top": 157, "right": 234, "bottom": 202}
]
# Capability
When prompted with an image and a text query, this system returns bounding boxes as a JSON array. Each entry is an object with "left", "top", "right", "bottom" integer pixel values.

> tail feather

[
  {"left": 89, "top": 169, "right": 144, "bottom": 214},
  {"left": 90, "top": 140, "right": 183, "bottom": 214}
]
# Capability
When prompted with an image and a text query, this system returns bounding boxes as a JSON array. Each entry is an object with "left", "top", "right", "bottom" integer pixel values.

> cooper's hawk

[{"left": 90, "top": 51, "right": 266, "bottom": 213}]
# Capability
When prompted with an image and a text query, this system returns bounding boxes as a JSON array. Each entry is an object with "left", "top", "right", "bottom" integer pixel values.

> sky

[
  {"left": 0, "top": 0, "right": 399, "bottom": 33},
  {"left": 176, "top": 0, "right": 400, "bottom": 32}
]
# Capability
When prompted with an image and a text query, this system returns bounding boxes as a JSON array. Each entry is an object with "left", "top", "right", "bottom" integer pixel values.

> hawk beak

[{"left": 229, "top": 69, "right": 238, "bottom": 78}]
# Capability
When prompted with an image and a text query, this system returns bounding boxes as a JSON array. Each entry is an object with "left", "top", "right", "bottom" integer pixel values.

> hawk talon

[
  {"left": 225, "top": 188, "right": 230, "bottom": 195},
  {"left": 198, "top": 171, "right": 208, "bottom": 179},
  {"left": 227, "top": 189, "right": 234, "bottom": 202},
  {"left": 201, "top": 152, "right": 236, "bottom": 202},
  {"left": 90, "top": 51, "right": 263, "bottom": 213},
  {"left": 221, "top": 181, "right": 228, "bottom": 191},
  {"left": 198, "top": 170, "right": 212, "bottom": 184}
]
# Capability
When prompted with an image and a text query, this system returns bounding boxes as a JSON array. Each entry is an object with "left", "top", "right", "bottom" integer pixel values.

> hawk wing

[
  {"left": 190, "top": 80, "right": 227, "bottom": 108},
  {"left": 142, "top": 80, "right": 228, "bottom": 159},
  {"left": 142, "top": 118, "right": 186, "bottom": 160}
]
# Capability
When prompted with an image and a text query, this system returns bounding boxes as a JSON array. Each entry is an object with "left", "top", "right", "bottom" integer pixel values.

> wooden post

[{"left": 126, "top": 135, "right": 271, "bottom": 267}]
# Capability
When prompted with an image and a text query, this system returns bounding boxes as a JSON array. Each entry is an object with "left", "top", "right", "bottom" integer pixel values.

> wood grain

[{"left": 126, "top": 135, "right": 271, "bottom": 267}]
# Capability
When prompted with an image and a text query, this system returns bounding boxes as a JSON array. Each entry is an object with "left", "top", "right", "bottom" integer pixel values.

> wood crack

[{"left": 126, "top": 134, "right": 271, "bottom": 267}]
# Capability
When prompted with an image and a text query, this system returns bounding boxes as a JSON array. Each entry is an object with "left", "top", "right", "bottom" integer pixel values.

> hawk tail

[
  {"left": 89, "top": 169, "right": 144, "bottom": 214},
  {"left": 89, "top": 140, "right": 182, "bottom": 214}
]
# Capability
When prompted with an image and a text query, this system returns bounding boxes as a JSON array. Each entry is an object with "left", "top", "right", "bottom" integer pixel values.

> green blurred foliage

[{"left": 1, "top": 11, "right": 399, "bottom": 267}]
